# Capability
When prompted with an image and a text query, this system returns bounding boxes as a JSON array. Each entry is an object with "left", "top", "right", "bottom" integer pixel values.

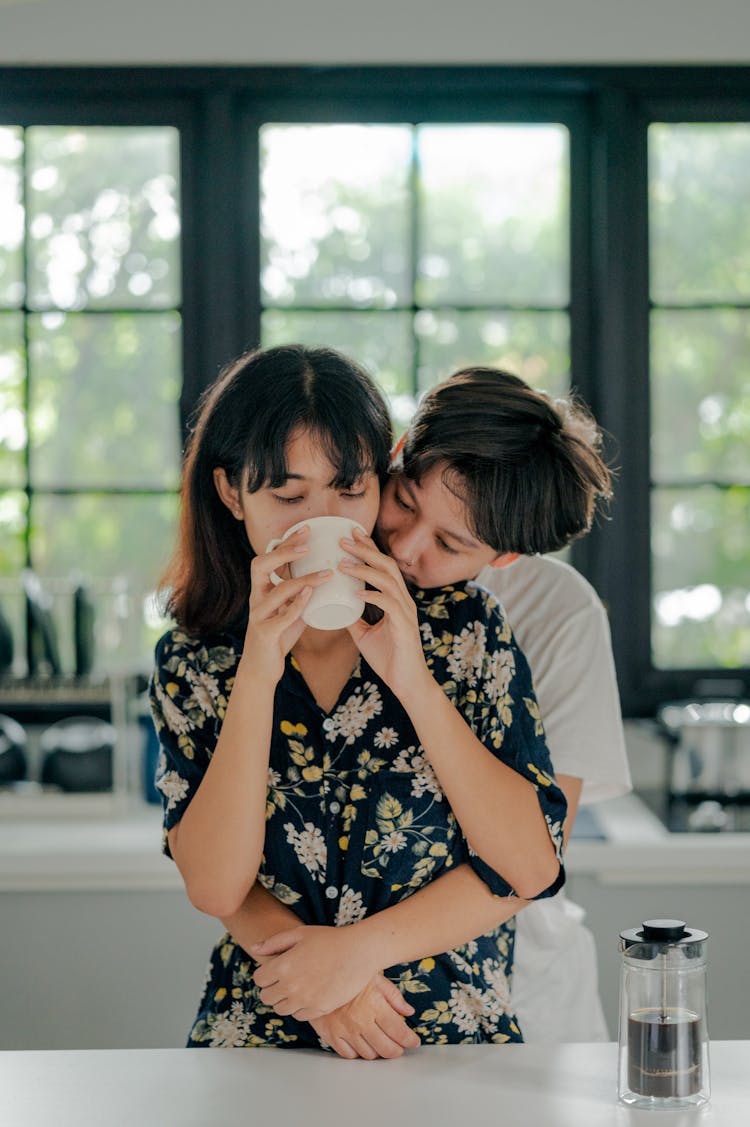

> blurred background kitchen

[{"left": 1, "top": 0, "right": 749, "bottom": 1052}]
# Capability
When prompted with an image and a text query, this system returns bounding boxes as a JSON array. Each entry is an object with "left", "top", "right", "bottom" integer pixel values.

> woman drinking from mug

[
  {"left": 202, "top": 362, "right": 625, "bottom": 1058},
  {"left": 150, "top": 344, "right": 566, "bottom": 1050}
]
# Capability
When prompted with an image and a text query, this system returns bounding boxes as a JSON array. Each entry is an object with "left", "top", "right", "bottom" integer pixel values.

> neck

[{"left": 293, "top": 626, "right": 354, "bottom": 658}]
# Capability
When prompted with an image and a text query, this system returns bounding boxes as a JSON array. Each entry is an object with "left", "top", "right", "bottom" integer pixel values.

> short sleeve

[
  {"left": 473, "top": 558, "right": 631, "bottom": 805},
  {"left": 149, "top": 628, "right": 236, "bottom": 858},
  {"left": 522, "top": 601, "right": 631, "bottom": 804},
  {"left": 423, "top": 586, "right": 567, "bottom": 901}
]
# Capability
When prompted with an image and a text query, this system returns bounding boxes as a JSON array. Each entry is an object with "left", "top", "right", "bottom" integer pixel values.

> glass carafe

[{"left": 618, "top": 918, "right": 710, "bottom": 1108}]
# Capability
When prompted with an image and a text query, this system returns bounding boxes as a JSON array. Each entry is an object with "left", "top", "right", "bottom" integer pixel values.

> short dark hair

[
  {"left": 401, "top": 366, "right": 613, "bottom": 555},
  {"left": 161, "top": 344, "right": 392, "bottom": 635}
]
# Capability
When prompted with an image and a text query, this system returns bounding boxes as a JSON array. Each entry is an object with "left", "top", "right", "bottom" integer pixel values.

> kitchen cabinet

[{"left": 1, "top": 794, "right": 748, "bottom": 1050}]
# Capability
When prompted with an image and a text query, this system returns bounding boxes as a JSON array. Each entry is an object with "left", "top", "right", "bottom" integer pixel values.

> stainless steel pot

[{"left": 658, "top": 700, "right": 750, "bottom": 799}]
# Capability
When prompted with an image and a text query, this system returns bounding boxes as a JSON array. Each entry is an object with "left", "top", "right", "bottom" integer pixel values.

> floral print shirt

[{"left": 150, "top": 583, "right": 566, "bottom": 1049}]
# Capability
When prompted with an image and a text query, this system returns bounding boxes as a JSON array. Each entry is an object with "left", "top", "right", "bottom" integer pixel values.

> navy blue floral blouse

[{"left": 150, "top": 582, "right": 566, "bottom": 1049}]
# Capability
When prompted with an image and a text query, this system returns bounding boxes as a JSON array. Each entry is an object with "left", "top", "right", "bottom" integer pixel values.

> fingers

[
  {"left": 373, "top": 1007, "right": 421, "bottom": 1051},
  {"left": 339, "top": 562, "right": 411, "bottom": 620},
  {"left": 290, "top": 1007, "right": 325, "bottom": 1023},
  {"left": 251, "top": 929, "right": 304, "bottom": 960},
  {"left": 374, "top": 975, "right": 416, "bottom": 1019},
  {"left": 338, "top": 554, "right": 404, "bottom": 598},
  {"left": 338, "top": 534, "right": 415, "bottom": 618},
  {"left": 258, "top": 989, "right": 323, "bottom": 1021},
  {"left": 330, "top": 1037, "right": 358, "bottom": 1060},
  {"left": 349, "top": 1025, "right": 412, "bottom": 1060},
  {"left": 340, "top": 530, "right": 405, "bottom": 583},
  {"left": 257, "top": 986, "right": 289, "bottom": 1010},
  {"left": 368, "top": 982, "right": 420, "bottom": 1050},
  {"left": 272, "top": 586, "right": 314, "bottom": 637},
  {"left": 370, "top": 1019, "right": 416, "bottom": 1058},
  {"left": 312, "top": 1004, "right": 419, "bottom": 1060},
  {"left": 253, "top": 569, "right": 331, "bottom": 619},
  {"left": 328, "top": 1031, "right": 400, "bottom": 1061},
  {"left": 352, "top": 1034, "right": 379, "bottom": 1061},
  {"left": 252, "top": 961, "right": 278, "bottom": 988},
  {"left": 327, "top": 1023, "right": 414, "bottom": 1060},
  {"left": 325, "top": 979, "right": 420, "bottom": 1059},
  {"left": 251, "top": 527, "right": 309, "bottom": 580}
]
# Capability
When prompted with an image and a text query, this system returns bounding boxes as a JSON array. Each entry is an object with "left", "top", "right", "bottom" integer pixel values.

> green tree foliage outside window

[
  {"left": 260, "top": 123, "right": 571, "bottom": 435},
  {"left": 649, "top": 124, "right": 750, "bottom": 669},
  {"left": 0, "top": 126, "right": 182, "bottom": 677}
]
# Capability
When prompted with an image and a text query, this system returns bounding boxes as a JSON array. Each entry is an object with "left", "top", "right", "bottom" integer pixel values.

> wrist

[
  {"left": 235, "top": 652, "right": 280, "bottom": 691},
  {"left": 397, "top": 667, "right": 443, "bottom": 716},
  {"left": 348, "top": 916, "right": 396, "bottom": 975}
]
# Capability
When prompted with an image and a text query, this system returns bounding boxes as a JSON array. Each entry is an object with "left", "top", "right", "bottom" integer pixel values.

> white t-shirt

[{"left": 473, "top": 554, "right": 632, "bottom": 1042}]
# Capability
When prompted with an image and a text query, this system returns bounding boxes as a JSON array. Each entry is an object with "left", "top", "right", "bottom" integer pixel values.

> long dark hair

[
  {"left": 161, "top": 344, "right": 392, "bottom": 635},
  {"left": 401, "top": 367, "right": 613, "bottom": 555}
]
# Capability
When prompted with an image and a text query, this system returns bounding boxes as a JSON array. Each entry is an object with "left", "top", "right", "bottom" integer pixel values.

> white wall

[{"left": 0, "top": 0, "right": 749, "bottom": 66}]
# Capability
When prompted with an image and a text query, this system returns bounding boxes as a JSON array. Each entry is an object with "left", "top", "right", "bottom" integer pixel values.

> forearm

[
  {"left": 401, "top": 674, "right": 559, "bottom": 899},
  {"left": 222, "top": 883, "right": 303, "bottom": 952},
  {"left": 170, "top": 662, "right": 275, "bottom": 916},
  {"left": 249, "top": 863, "right": 526, "bottom": 1019},
  {"left": 351, "top": 863, "right": 526, "bottom": 973},
  {"left": 356, "top": 782, "right": 582, "bottom": 971},
  {"left": 558, "top": 774, "right": 583, "bottom": 850}
]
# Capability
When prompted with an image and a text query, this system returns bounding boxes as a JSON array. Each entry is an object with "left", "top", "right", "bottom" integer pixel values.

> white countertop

[
  {"left": 1, "top": 1041, "right": 745, "bottom": 1126},
  {"left": 2, "top": 792, "right": 750, "bottom": 892}
]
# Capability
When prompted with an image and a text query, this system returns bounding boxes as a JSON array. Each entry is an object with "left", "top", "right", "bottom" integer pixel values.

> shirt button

[
  {"left": 329, "top": 801, "right": 341, "bottom": 814},
  {"left": 322, "top": 718, "right": 334, "bottom": 731},
  {"left": 325, "top": 886, "right": 338, "bottom": 899}
]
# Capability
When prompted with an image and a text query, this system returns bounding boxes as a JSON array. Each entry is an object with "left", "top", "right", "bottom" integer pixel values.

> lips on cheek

[{"left": 373, "top": 520, "right": 391, "bottom": 552}]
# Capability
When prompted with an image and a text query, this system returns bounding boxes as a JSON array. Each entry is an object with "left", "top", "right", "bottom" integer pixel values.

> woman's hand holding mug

[
  {"left": 266, "top": 516, "right": 367, "bottom": 630},
  {"left": 340, "top": 529, "right": 431, "bottom": 699},
  {"left": 241, "top": 527, "right": 331, "bottom": 684}
]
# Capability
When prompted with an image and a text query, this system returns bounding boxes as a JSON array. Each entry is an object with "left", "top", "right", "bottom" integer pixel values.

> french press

[{"left": 618, "top": 919, "right": 710, "bottom": 1108}]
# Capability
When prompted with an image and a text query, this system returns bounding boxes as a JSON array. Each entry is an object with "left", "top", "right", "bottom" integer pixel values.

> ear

[
  {"left": 213, "top": 467, "right": 243, "bottom": 519},
  {"left": 488, "top": 551, "right": 520, "bottom": 569}
]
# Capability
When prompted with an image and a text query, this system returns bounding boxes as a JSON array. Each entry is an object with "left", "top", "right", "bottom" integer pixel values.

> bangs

[
  {"left": 402, "top": 443, "right": 496, "bottom": 546},
  {"left": 244, "top": 421, "right": 380, "bottom": 493},
  {"left": 213, "top": 343, "right": 391, "bottom": 494}
]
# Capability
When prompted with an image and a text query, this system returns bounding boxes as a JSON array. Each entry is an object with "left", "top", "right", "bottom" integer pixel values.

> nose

[
  {"left": 389, "top": 524, "right": 426, "bottom": 567},
  {"left": 305, "top": 490, "right": 342, "bottom": 519}
]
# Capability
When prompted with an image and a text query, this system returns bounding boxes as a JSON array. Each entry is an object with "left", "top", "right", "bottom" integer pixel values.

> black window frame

[{"left": 1, "top": 64, "right": 749, "bottom": 718}]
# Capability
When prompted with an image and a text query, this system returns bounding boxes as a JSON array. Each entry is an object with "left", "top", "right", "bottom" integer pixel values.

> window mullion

[
  {"left": 589, "top": 89, "right": 652, "bottom": 716},
  {"left": 409, "top": 124, "right": 420, "bottom": 403}
]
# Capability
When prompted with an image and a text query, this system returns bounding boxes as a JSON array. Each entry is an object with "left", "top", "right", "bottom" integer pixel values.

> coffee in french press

[{"left": 618, "top": 919, "right": 710, "bottom": 1108}]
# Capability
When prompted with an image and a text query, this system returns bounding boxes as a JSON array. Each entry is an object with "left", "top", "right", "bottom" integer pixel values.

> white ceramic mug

[{"left": 265, "top": 515, "right": 366, "bottom": 630}]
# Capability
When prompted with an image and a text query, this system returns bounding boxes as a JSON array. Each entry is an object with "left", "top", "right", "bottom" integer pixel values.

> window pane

[
  {"left": 0, "top": 492, "right": 27, "bottom": 677},
  {"left": 31, "top": 493, "right": 178, "bottom": 671},
  {"left": 0, "top": 312, "right": 26, "bottom": 487},
  {"left": 417, "top": 125, "right": 569, "bottom": 307},
  {"left": 0, "top": 127, "right": 24, "bottom": 307},
  {"left": 28, "top": 312, "right": 182, "bottom": 490},
  {"left": 651, "top": 310, "right": 750, "bottom": 484},
  {"left": 415, "top": 309, "right": 569, "bottom": 396},
  {"left": 650, "top": 123, "right": 750, "bottom": 304},
  {"left": 0, "top": 490, "right": 27, "bottom": 573},
  {"left": 260, "top": 125, "right": 412, "bottom": 309},
  {"left": 652, "top": 486, "right": 750, "bottom": 668},
  {"left": 262, "top": 309, "right": 415, "bottom": 429},
  {"left": 26, "top": 126, "right": 181, "bottom": 311}
]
